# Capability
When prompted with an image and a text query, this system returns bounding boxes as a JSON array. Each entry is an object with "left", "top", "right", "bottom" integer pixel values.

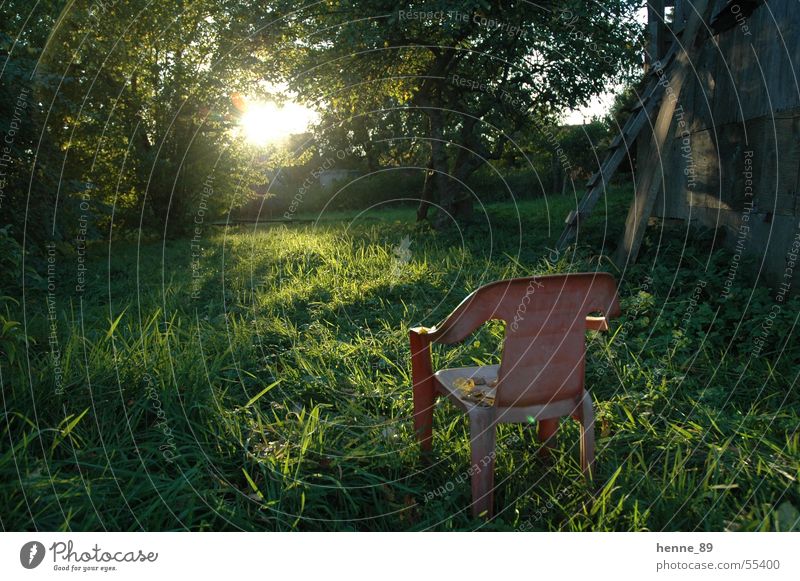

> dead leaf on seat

[
  {"left": 453, "top": 377, "right": 476, "bottom": 392},
  {"left": 463, "top": 392, "right": 495, "bottom": 406},
  {"left": 452, "top": 376, "right": 497, "bottom": 406}
]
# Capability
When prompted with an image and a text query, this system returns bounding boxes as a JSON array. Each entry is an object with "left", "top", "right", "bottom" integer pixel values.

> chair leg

[
  {"left": 468, "top": 407, "right": 496, "bottom": 519},
  {"left": 578, "top": 390, "right": 595, "bottom": 478},
  {"left": 409, "top": 332, "right": 436, "bottom": 454},
  {"left": 412, "top": 381, "right": 436, "bottom": 454},
  {"left": 537, "top": 418, "right": 559, "bottom": 458}
]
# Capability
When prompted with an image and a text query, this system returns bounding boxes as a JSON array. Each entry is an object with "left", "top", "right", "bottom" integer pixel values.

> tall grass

[{"left": 2, "top": 186, "right": 798, "bottom": 531}]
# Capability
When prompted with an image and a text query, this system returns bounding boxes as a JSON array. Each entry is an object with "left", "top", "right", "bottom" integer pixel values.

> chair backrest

[{"left": 433, "top": 273, "right": 621, "bottom": 407}]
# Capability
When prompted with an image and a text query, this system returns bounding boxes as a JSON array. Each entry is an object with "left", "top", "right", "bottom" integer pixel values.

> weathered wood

[
  {"left": 554, "top": 40, "right": 684, "bottom": 249},
  {"left": 672, "top": 0, "right": 687, "bottom": 33},
  {"left": 555, "top": 75, "right": 666, "bottom": 243},
  {"left": 731, "top": 113, "right": 800, "bottom": 214},
  {"left": 682, "top": 33, "right": 716, "bottom": 133},
  {"left": 649, "top": 0, "right": 800, "bottom": 285},
  {"left": 711, "top": 0, "right": 763, "bottom": 34},
  {"left": 614, "top": 0, "right": 712, "bottom": 268},
  {"left": 648, "top": 0, "right": 667, "bottom": 64},
  {"left": 701, "top": 3, "right": 797, "bottom": 128},
  {"left": 608, "top": 132, "right": 625, "bottom": 150}
]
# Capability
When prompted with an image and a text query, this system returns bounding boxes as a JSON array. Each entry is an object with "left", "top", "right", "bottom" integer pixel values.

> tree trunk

[
  {"left": 551, "top": 152, "right": 563, "bottom": 195},
  {"left": 420, "top": 140, "right": 483, "bottom": 227},
  {"left": 453, "top": 196, "right": 473, "bottom": 219},
  {"left": 452, "top": 151, "right": 483, "bottom": 220},
  {"left": 416, "top": 159, "right": 435, "bottom": 222},
  {"left": 426, "top": 109, "right": 454, "bottom": 229},
  {"left": 354, "top": 117, "right": 378, "bottom": 172}
]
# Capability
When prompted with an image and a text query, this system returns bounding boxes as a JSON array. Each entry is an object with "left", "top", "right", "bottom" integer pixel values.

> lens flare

[{"left": 238, "top": 100, "right": 316, "bottom": 146}]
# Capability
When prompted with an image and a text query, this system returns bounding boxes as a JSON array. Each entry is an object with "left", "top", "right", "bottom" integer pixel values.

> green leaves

[
  {"left": 244, "top": 379, "right": 281, "bottom": 408},
  {"left": 774, "top": 501, "right": 800, "bottom": 531},
  {"left": 258, "top": 0, "right": 642, "bottom": 222},
  {"left": 51, "top": 408, "right": 90, "bottom": 452}
]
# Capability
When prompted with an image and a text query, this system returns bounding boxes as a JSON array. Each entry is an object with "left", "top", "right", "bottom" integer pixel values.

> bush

[
  {"left": 237, "top": 169, "right": 426, "bottom": 219},
  {"left": 0, "top": 225, "right": 28, "bottom": 366},
  {"left": 465, "top": 169, "right": 547, "bottom": 203}
]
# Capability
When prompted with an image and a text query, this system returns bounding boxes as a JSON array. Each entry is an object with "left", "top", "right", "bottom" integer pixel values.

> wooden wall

[{"left": 647, "top": 0, "right": 800, "bottom": 283}]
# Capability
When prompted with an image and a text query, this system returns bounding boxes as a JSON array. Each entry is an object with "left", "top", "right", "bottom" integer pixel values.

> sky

[
  {"left": 562, "top": 6, "right": 649, "bottom": 125},
  {"left": 561, "top": 91, "right": 619, "bottom": 125}
]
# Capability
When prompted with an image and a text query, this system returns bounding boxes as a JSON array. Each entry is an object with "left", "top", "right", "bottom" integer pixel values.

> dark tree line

[{"left": 1, "top": 0, "right": 643, "bottom": 248}]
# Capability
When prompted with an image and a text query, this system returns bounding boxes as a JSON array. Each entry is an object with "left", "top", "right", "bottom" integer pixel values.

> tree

[
  {"left": 2, "top": 0, "right": 275, "bottom": 239},
  {"left": 260, "top": 0, "right": 643, "bottom": 227},
  {"left": 0, "top": 1, "right": 71, "bottom": 242}
]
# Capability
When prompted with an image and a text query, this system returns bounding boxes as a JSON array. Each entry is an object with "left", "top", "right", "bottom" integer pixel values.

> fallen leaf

[{"left": 453, "top": 377, "right": 476, "bottom": 392}]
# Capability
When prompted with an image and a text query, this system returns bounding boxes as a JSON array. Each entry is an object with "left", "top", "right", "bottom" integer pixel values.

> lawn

[{"left": 3, "top": 186, "right": 799, "bottom": 531}]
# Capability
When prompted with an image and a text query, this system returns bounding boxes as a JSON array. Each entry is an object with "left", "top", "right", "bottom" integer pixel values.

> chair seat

[
  {"left": 434, "top": 365, "right": 498, "bottom": 408},
  {"left": 433, "top": 364, "right": 581, "bottom": 422}
]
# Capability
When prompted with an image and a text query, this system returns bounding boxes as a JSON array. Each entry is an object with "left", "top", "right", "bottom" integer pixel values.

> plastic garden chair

[{"left": 409, "top": 273, "right": 621, "bottom": 518}]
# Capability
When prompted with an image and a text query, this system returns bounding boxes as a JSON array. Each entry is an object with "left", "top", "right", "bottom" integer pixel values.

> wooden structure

[
  {"left": 556, "top": 0, "right": 710, "bottom": 252},
  {"left": 559, "top": 0, "right": 799, "bottom": 287}
]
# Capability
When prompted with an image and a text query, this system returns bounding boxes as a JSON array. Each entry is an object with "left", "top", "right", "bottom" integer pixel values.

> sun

[{"left": 238, "top": 100, "right": 316, "bottom": 146}]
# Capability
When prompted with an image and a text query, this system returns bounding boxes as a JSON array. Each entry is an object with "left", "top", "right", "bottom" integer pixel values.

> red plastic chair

[{"left": 409, "top": 272, "right": 621, "bottom": 518}]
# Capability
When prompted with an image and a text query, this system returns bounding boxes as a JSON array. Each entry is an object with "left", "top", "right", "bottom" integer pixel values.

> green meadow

[{"left": 3, "top": 187, "right": 799, "bottom": 531}]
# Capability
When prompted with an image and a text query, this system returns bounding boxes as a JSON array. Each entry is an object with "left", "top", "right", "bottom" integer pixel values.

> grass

[{"left": 2, "top": 185, "right": 799, "bottom": 531}]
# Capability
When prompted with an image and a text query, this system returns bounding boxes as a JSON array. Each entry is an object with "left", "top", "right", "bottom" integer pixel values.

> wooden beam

[
  {"left": 648, "top": 0, "right": 666, "bottom": 65},
  {"left": 555, "top": 64, "right": 671, "bottom": 248},
  {"left": 673, "top": 0, "right": 687, "bottom": 32},
  {"left": 613, "top": 0, "right": 712, "bottom": 269}
]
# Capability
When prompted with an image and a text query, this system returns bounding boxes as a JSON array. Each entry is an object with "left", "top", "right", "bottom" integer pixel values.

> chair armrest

[
  {"left": 409, "top": 325, "right": 437, "bottom": 337},
  {"left": 585, "top": 316, "right": 609, "bottom": 332},
  {"left": 416, "top": 317, "right": 609, "bottom": 335}
]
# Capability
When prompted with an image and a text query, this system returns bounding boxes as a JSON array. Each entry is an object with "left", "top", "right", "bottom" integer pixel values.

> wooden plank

[
  {"left": 684, "top": 34, "right": 716, "bottom": 132},
  {"left": 614, "top": 0, "right": 712, "bottom": 268},
  {"left": 750, "top": 113, "right": 800, "bottom": 213},
  {"left": 708, "top": 1, "right": 796, "bottom": 126},
  {"left": 555, "top": 77, "right": 666, "bottom": 248},
  {"left": 648, "top": 0, "right": 667, "bottom": 63},
  {"left": 609, "top": 133, "right": 625, "bottom": 149},
  {"left": 750, "top": 4, "right": 798, "bottom": 115},
  {"left": 672, "top": 0, "right": 687, "bottom": 33},
  {"left": 657, "top": 105, "right": 800, "bottom": 221},
  {"left": 554, "top": 41, "right": 682, "bottom": 250},
  {"left": 682, "top": 128, "right": 720, "bottom": 209}
]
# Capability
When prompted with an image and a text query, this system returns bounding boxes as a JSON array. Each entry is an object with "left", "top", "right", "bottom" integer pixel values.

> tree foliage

[
  {"left": 261, "top": 0, "right": 643, "bottom": 225},
  {"left": 1, "top": 0, "right": 271, "bottom": 240},
  {"left": 2, "top": 1, "right": 645, "bottom": 241}
]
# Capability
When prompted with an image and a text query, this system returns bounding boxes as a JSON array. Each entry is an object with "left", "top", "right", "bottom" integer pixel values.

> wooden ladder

[
  {"left": 554, "top": 43, "right": 678, "bottom": 252},
  {"left": 554, "top": 0, "right": 711, "bottom": 256}
]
